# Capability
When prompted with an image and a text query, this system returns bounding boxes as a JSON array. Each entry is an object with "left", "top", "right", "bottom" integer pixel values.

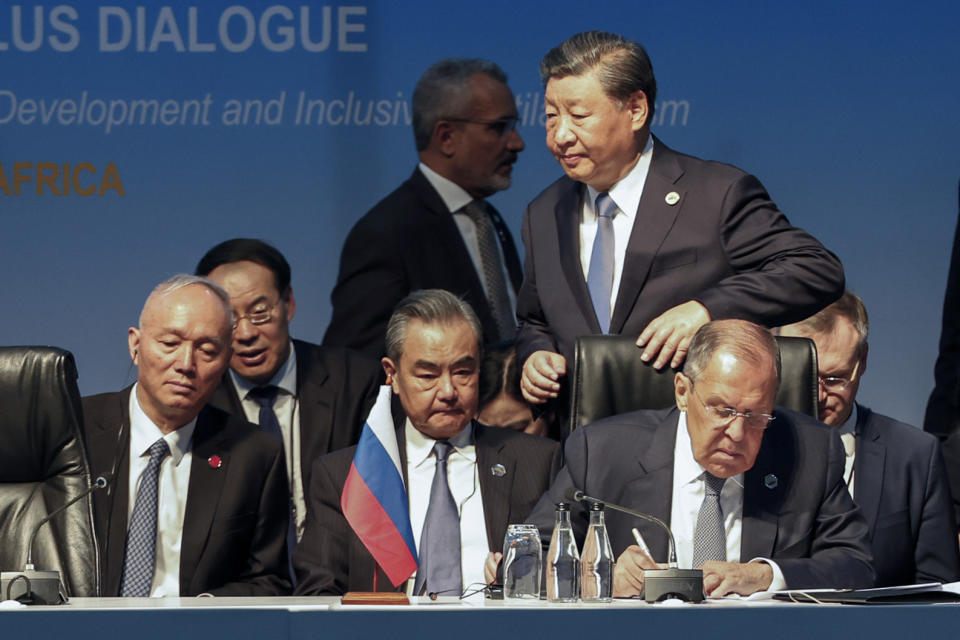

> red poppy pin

[{"left": 208, "top": 455, "right": 222, "bottom": 469}]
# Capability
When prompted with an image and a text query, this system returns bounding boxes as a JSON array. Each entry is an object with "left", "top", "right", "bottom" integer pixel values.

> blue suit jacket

[{"left": 854, "top": 404, "right": 960, "bottom": 585}]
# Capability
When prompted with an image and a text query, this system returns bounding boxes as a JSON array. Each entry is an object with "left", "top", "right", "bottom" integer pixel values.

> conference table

[{"left": 2, "top": 595, "right": 956, "bottom": 639}]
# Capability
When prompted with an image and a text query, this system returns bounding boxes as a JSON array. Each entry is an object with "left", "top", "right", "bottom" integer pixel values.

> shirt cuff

[{"left": 749, "top": 557, "right": 786, "bottom": 592}]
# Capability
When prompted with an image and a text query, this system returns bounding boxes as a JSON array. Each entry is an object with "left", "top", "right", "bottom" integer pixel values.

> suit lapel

[
  {"left": 294, "top": 341, "right": 333, "bottom": 481},
  {"left": 87, "top": 388, "right": 134, "bottom": 596},
  {"left": 475, "top": 424, "right": 514, "bottom": 551},
  {"left": 554, "top": 180, "right": 601, "bottom": 332},
  {"left": 179, "top": 406, "right": 232, "bottom": 593},
  {"left": 853, "top": 406, "right": 883, "bottom": 533},
  {"left": 610, "top": 138, "right": 685, "bottom": 333},
  {"left": 620, "top": 412, "right": 678, "bottom": 562},
  {"left": 742, "top": 411, "right": 794, "bottom": 560},
  {"left": 410, "top": 169, "right": 498, "bottom": 337},
  {"left": 208, "top": 375, "right": 244, "bottom": 417},
  {"left": 487, "top": 204, "right": 524, "bottom": 292}
]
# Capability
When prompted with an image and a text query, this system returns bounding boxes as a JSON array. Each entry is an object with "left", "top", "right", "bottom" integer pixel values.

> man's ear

[
  {"left": 626, "top": 89, "right": 650, "bottom": 132},
  {"left": 859, "top": 341, "right": 869, "bottom": 378},
  {"left": 283, "top": 286, "right": 297, "bottom": 323},
  {"left": 382, "top": 357, "right": 399, "bottom": 389},
  {"left": 434, "top": 120, "right": 458, "bottom": 157},
  {"left": 674, "top": 371, "right": 691, "bottom": 411},
  {"left": 128, "top": 327, "right": 141, "bottom": 365}
]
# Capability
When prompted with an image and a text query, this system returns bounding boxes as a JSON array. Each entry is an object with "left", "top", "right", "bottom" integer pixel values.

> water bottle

[
  {"left": 580, "top": 501, "right": 614, "bottom": 602},
  {"left": 546, "top": 502, "right": 580, "bottom": 602}
]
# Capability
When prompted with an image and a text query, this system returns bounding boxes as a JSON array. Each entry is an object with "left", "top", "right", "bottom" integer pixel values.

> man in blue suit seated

[
  {"left": 780, "top": 292, "right": 960, "bottom": 586},
  {"left": 529, "top": 319, "right": 875, "bottom": 598}
]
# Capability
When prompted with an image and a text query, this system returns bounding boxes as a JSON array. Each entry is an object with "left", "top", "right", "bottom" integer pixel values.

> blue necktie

[
  {"left": 587, "top": 192, "right": 617, "bottom": 333},
  {"left": 248, "top": 385, "right": 298, "bottom": 582},
  {"left": 120, "top": 438, "right": 170, "bottom": 597},
  {"left": 692, "top": 472, "right": 728, "bottom": 567},
  {"left": 413, "top": 440, "right": 461, "bottom": 596}
]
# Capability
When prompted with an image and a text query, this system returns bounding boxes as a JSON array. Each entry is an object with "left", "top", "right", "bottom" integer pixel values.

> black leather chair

[
  {"left": 0, "top": 347, "right": 99, "bottom": 597},
  {"left": 569, "top": 335, "right": 818, "bottom": 434}
]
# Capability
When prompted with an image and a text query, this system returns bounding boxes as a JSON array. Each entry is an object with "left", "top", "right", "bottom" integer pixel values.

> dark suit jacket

[
  {"left": 925, "top": 208, "right": 960, "bottom": 522},
  {"left": 208, "top": 339, "right": 382, "bottom": 499},
  {"left": 529, "top": 407, "right": 875, "bottom": 590},
  {"left": 83, "top": 388, "right": 291, "bottom": 596},
  {"left": 516, "top": 137, "right": 845, "bottom": 366},
  {"left": 292, "top": 422, "right": 561, "bottom": 595},
  {"left": 323, "top": 167, "right": 523, "bottom": 357},
  {"left": 854, "top": 404, "right": 959, "bottom": 586}
]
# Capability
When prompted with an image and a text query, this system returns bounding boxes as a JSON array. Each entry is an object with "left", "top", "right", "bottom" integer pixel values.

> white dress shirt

[
  {"left": 670, "top": 411, "right": 786, "bottom": 591},
  {"left": 229, "top": 342, "right": 304, "bottom": 539},
  {"left": 127, "top": 384, "right": 195, "bottom": 597},
  {"left": 838, "top": 404, "right": 858, "bottom": 499},
  {"left": 418, "top": 162, "right": 518, "bottom": 311},
  {"left": 579, "top": 136, "right": 654, "bottom": 315},
  {"left": 405, "top": 420, "right": 489, "bottom": 596}
]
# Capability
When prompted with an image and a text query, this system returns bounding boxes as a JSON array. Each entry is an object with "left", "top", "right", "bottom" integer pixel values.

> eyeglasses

[
  {"left": 446, "top": 116, "right": 519, "bottom": 137},
  {"left": 819, "top": 359, "right": 861, "bottom": 392},
  {"left": 691, "top": 386, "right": 776, "bottom": 431},
  {"left": 234, "top": 301, "right": 279, "bottom": 327}
]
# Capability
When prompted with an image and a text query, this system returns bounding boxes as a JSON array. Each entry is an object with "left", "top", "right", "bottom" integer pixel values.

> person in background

[
  {"left": 779, "top": 291, "right": 960, "bottom": 585},
  {"left": 478, "top": 342, "right": 552, "bottom": 438}
]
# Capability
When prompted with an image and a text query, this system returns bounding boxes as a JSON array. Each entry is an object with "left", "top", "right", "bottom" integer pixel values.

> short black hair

[{"left": 195, "top": 238, "right": 291, "bottom": 295}]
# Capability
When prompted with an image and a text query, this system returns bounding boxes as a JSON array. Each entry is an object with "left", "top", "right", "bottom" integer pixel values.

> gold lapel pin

[{"left": 665, "top": 191, "right": 680, "bottom": 206}]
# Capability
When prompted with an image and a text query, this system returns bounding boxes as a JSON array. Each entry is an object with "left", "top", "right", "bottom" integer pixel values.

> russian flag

[{"left": 341, "top": 385, "right": 418, "bottom": 587}]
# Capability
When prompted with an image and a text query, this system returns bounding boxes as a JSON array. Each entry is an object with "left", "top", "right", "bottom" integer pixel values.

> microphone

[
  {"left": 1, "top": 475, "right": 110, "bottom": 605},
  {"left": 565, "top": 487, "right": 704, "bottom": 603}
]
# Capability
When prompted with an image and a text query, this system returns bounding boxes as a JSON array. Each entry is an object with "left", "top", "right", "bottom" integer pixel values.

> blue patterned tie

[
  {"left": 692, "top": 472, "right": 728, "bottom": 567},
  {"left": 248, "top": 386, "right": 284, "bottom": 441},
  {"left": 120, "top": 438, "right": 170, "bottom": 597},
  {"left": 248, "top": 385, "right": 297, "bottom": 582},
  {"left": 587, "top": 192, "right": 617, "bottom": 333},
  {"left": 413, "top": 441, "right": 461, "bottom": 596}
]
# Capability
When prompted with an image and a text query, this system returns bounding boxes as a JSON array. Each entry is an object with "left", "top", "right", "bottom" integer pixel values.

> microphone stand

[
  {"left": 568, "top": 489, "right": 705, "bottom": 603},
  {"left": 1, "top": 476, "right": 109, "bottom": 605}
]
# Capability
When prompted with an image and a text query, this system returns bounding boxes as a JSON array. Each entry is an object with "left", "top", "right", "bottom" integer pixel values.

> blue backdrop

[{"left": 2, "top": 0, "right": 958, "bottom": 426}]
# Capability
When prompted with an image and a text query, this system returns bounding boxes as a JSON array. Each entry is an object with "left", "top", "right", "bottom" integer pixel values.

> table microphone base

[
  {"left": 1, "top": 570, "right": 67, "bottom": 605},
  {"left": 643, "top": 568, "right": 704, "bottom": 603}
]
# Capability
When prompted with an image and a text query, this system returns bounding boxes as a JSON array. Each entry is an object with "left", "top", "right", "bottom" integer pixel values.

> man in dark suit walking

[
  {"left": 295, "top": 290, "right": 560, "bottom": 595},
  {"left": 518, "top": 31, "right": 843, "bottom": 412},
  {"left": 323, "top": 58, "right": 525, "bottom": 357},
  {"left": 780, "top": 292, "right": 960, "bottom": 585},
  {"left": 83, "top": 274, "right": 290, "bottom": 596},
  {"left": 197, "top": 239, "right": 382, "bottom": 549},
  {"left": 530, "top": 319, "right": 874, "bottom": 597}
]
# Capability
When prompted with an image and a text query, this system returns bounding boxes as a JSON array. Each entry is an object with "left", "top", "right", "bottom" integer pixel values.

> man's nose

[
  {"left": 436, "top": 372, "right": 457, "bottom": 401},
  {"left": 234, "top": 316, "right": 258, "bottom": 342},
  {"left": 175, "top": 345, "right": 196, "bottom": 374},
  {"left": 551, "top": 115, "right": 575, "bottom": 146},
  {"left": 507, "top": 126, "right": 525, "bottom": 152}
]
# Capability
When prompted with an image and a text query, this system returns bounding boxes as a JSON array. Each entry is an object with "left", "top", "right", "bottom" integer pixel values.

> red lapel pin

[{"left": 208, "top": 455, "right": 222, "bottom": 469}]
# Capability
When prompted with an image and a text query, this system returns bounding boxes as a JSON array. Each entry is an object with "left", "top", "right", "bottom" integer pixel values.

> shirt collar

[
  {"left": 405, "top": 418, "right": 476, "bottom": 468},
  {"left": 418, "top": 162, "right": 474, "bottom": 214},
  {"left": 129, "top": 383, "right": 196, "bottom": 467},
  {"left": 585, "top": 135, "right": 655, "bottom": 222},
  {"left": 839, "top": 403, "right": 858, "bottom": 436},
  {"left": 675, "top": 411, "right": 744, "bottom": 490},
  {"left": 230, "top": 340, "right": 298, "bottom": 399}
]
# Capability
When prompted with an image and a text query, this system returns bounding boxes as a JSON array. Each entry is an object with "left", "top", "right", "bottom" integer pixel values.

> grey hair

[
  {"left": 781, "top": 291, "right": 869, "bottom": 350},
  {"left": 412, "top": 58, "right": 508, "bottom": 151},
  {"left": 385, "top": 289, "right": 482, "bottom": 362},
  {"left": 139, "top": 273, "right": 234, "bottom": 329},
  {"left": 540, "top": 30, "right": 657, "bottom": 118},
  {"left": 683, "top": 319, "right": 781, "bottom": 385}
]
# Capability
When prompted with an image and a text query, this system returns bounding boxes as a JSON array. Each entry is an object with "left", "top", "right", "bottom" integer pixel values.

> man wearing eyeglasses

[
  {"left": 196, "top": 239, "right": 383, "bottom": 569},
  {"left": 323, "top": 58, "right": 526, "bottom": 358},
  {"left": 529, "top": 319, "right": 874, "bottom": 597},
  {"left": 779, "top": 292, "right": 959, "bottom": 585}
]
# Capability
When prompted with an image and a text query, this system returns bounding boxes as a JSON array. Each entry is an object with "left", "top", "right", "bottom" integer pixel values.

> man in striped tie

[{"left": 82, "top": 274, "right": 291, "bottom": 596}]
